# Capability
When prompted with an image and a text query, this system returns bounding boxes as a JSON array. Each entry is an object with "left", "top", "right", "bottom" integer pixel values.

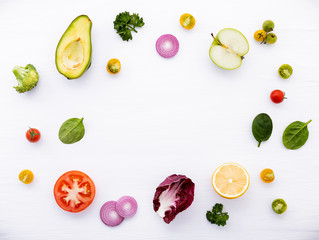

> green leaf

[
  {"left": 130, "top": 13, "right": 144, "bottom": 28},
  {"left": 282, "top": 120, "right": 311, "bottom": 150},
  {"left": 252, "top": 113, "right": 273, "bottom": 147},
  {"left": 119, "top": 30, "right": 133, "bottom": 41},
  {"left": 206, "top": 203, "right": 229, "bottom": 227},
  {"left": 113, "top": 11, "right": 144, "bottom": 41},
  {"left": 58, "top": 118, "right": 85, "bottom": 144},
  {"left": 212, "top": 203, "right": 223, "bottom": 213},
  {"left": 115, "top": 11, "right": 131, "bottom": 24}
]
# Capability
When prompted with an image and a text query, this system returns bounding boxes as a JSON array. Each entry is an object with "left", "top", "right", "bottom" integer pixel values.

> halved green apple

[
  {"left": 209, "top": 28, "right": 249, "bottom": 70},
  {"left": 55, "top": 15, "right": 92, "bottom": 79}
]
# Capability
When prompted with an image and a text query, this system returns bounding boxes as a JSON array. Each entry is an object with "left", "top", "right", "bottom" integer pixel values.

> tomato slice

[
  {"left": 260, "top": 168, "right": 275, "bottom": 183},
  {"left": 54, "top": 171, "right": 96, "bottom": 213},
  {"left": 19, "top": 169, "right": 34, "bottom": 184}
]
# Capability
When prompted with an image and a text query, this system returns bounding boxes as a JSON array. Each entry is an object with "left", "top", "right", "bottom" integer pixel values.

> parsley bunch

[
  {"left": 113, "top": 11, "right": 145, "bottom": 41},
  {"left": 206, "top": 203, "right": 229, "bottom": 226}
]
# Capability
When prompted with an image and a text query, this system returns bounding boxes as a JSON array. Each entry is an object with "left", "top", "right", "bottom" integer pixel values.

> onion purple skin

[
  {"left": 156, "top": 34, "right": 179, "bottom": 58},
  {"left": 116, "top": 196, "right": 138, "bottom": 218},
  {"left": 153, "top": 174, "right": 195, "bottom": 224},
  {"left": 100, "top": 201, "right": 124, "bottom": 227}
]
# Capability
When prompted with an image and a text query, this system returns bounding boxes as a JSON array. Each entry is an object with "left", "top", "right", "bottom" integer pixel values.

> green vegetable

[
  {"left": 272, "top": 199, "right": 287, "bottom": 214},
  {"left": 282, "top": 120, "right": 311, "bottom": 150},
  {"left": 278, "top": 64, "right": 293, "bottom": 79},
  {"left": 262, "top": 20, "right": 274, "bottom": 32},
  {"left": 265, "top": 33, "right": 277, "bottom": 44},
  {"left": 58, "top": 118, "right": 85, "bottom": 144},
  {"left": 206, "top": 203, "right": 229, "bottom": 226},
  {"left": 252, "top": 113, "right": 273, "bottom": 147},
  {"left": 55, "top": 15, "right": 92, "bottom": 79},
  {"left": 113, "top": 11, "right": 145, "bottom": 41},
  {"left": 12, "top": 64, "right": 39, "bottom": 93}
]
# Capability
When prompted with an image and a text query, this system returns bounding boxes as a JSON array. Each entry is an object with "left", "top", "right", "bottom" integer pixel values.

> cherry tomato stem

[{"left": 26, "top": 128, "right": 41, "bottom": 142}]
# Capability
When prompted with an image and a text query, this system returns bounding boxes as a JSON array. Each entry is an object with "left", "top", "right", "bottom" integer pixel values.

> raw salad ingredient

[
  {"left": 212, "top": 163, "right": 249, "bottom": 199},
  {"left": 254, "top": 30, "right": 267, "bottom": 42},
  {"left": 180, "top": 13, "right": 195, "bottom": 30},
  {"left": 100, "top": 201, "right": 124, "bottom": 227},
  {"left": 53, "top": 170, "right": 95, "bottom": 212},
  {"left": 55, "top": 15, "right": 92, "bottom": 79},
  {"left": 252, "top": 113, "right": 273, "bottom": 147},
  {"left": 257, "top": 20, "right": 277, "bottom": 45},
  {"left": 270, "top": 90, "right": 285, "bottom": 104},
  {"left": 153, "top": 174, "right": 195, "bottom": 224},
  {"left": 156, "top": 34, "right": 179, "bottom": 58},
  {"left": 113, "top": 12, "right": 145, "bottom": 41},
  {"left": 26, "top": 128, "right": 41, "bottom": 142},
  {"left": 282, "top": 120, "right": 312, "bottom": 150},
  {"left": 260, "top": 168, "right": 275, "bottom": 183},
  {"left": 272, "top": 199, "right": 287, "bottom": 214},
  {"left": 262, "top": 20, "right": 275, "bottom": 32},
  {"left": 206, "top": 203, "right": 229, "bottom": 226},
  {"left": 19, "top": 170, "right": 34, "bottom": 184},
  {"left": 58, "top": 118, "right": 85, "bottom": 144},
  {"left": 265, "top": 33, "right": 277, "bottom": 44},
  {"left": 209, "top": 29, "right": 249, "bottom": 70},
  {"left": 12, "top": 64, "right": 39, "bottom": 93},
  {"left": 116, "top": 196, "right": 138, "bottom": 218},
  {"left": 107, "top": 58, "right": 121, "bottom": 74},
  {"left": 278, "top": 64, "right": 293, "bottom": 79}
]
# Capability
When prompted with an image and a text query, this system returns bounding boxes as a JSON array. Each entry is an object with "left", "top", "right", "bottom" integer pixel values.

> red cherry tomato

[
  {"left": 54, "top": 171, "right": 96, "bottom": 213},
  {"left": 26, "top": 128, "right": 41, "bottom": 142},
  {"left": 270, "top": 90, "right": 285, "bottom": 104}
]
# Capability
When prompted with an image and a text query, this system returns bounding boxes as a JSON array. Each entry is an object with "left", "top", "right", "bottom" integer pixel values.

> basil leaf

[
  {"left": 58, "top": 118, "right": 85, "bottom": 144},
  {"left": 252, "top": 113, "right": 273, "bottom": 147},
  {"left": 282, "top": 120, "right": 311, "bottom": 150}
]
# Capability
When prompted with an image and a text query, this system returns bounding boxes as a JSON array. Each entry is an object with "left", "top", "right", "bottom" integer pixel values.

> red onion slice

[
  {"left": 156, "top": 34, "right": 179, "bottom": 58},
  {"left": 100, "top": 201, "right": 124, "bottom": 227},
  {"left": 116, "top": 196, "right": 138, "bottom": 218}
]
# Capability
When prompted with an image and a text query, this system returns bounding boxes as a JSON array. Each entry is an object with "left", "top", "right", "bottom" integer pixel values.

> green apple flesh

[{"left": 209, "top": 28, "right": 249, "bottom": 70}]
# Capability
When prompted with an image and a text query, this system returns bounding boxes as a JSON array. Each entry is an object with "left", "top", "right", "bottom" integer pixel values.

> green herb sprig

[
  {"left": 113, "top": 11, "right": 145, "bottom": 41},
  {"left": 206, "top": 203, "right": 229, "bottom": 226}
]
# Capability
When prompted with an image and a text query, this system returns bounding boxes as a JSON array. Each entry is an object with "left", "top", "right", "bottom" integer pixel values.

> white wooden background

[{"left": 0, "top": 0, "right": 319, "bottom": 239}]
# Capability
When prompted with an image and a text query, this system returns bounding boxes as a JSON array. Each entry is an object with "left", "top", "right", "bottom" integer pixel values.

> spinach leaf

[
  {"left": 282, "top": 120, "right": 311, "bottom": 150},
  {"left": 252, "top": 113, "right": 273, "bottom": 147},
  {"left": 59, "top": 118, "right": 85, "bottom": 144}
]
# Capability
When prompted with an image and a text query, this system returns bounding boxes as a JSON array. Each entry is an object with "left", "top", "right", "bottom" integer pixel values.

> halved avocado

[{"left": 56, "top": 15, "right": 92, "bottom": 79}]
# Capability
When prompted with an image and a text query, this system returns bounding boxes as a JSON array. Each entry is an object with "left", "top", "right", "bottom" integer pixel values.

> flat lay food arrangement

[
  {"left": 1, "top": 1, "right": 319, "bottom": 239},
  {"left": 12, "top": 13, "right": 305, "bottom": 222}
]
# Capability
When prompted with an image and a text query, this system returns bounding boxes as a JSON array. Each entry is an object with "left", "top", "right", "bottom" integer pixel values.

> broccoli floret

[{"left": 12, "top": 64, "right": 39, "bottom": 93}]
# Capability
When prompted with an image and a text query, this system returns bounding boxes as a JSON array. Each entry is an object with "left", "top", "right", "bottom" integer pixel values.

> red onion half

[
  {"left": 100, "top": 201, "right": 124, "bottom": 227},
  {"left": 116, "top": 196, "right": 138, "bottom": 218},
  {"left": 156, "top": 34, "right": 179, "bottom": 58}
]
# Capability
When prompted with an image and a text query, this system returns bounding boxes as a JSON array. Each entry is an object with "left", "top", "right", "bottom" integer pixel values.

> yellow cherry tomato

[
  {"left": 260, "top": 168, "right": 275, "bottom": 183},
  {"left": 254, "top": 30, "right": 267, "bottom": 42},
  {"left": 19, "top": 170, "right": 34, "bottom": 184},
  {"left": 180, "top": 13, "right": 196, "bottom": 30},
  {"left": 107, "top": 58, "right": 121, "bottom": 74}
]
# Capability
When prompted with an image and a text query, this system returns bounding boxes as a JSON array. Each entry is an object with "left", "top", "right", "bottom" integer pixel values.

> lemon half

[{"left": 212, "top": 162, "right": 250, "bottom": 199}]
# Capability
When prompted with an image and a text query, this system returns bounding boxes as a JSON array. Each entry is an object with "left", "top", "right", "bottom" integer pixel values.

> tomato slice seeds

[
  {"left": 54, "top": 171, "right": 95, "bottom": 212},
  {"left": 19, "top": 170, "right": 34, "bottom": 184}
]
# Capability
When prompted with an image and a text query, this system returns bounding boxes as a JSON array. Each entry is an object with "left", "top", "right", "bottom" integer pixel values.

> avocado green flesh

[{"left": 56, "top": 15, "right": 92, "bottom": 79}]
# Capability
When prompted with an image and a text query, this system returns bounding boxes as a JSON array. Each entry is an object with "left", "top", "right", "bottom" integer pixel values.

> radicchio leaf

[{"left": 153, "top": 174, "right": 195, "bottom": 224}]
